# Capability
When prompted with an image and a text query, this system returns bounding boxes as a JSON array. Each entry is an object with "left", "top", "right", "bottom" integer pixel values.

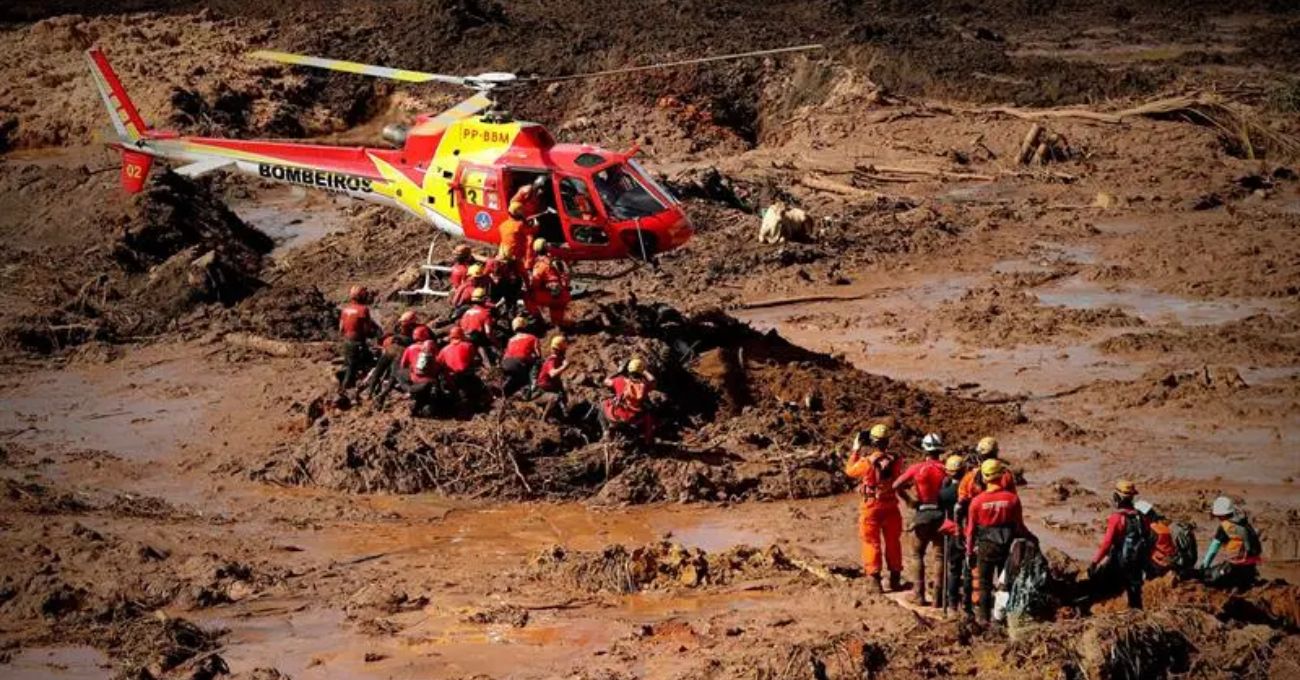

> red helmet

[
  {"left": 412, "top": 325, "right": 431, "bottom": 342},
  {"left": 448, "top": 327, "right": 465, "bottom": 341},
  {"left": 421, "top": 339, "right": 437, "bottom": 353},
  {"left": 348, "top": 285, "right": 369, "bottom": 302}
]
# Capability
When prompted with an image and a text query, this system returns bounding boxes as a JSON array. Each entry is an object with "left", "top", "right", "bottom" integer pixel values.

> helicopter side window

[
  {"left": 461, "top": 169, "right": 499, "bottom": 210},
  {"left": 592, "top": 164, "right": 666, "bottom": 221},
  {"left": 558, "top": 176, "right": 597, "bottom": 221}
]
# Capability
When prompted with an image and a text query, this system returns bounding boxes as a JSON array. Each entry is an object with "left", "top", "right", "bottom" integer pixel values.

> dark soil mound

[{"left": 247, "top": 300, "right": 1016, "bottom": 502}]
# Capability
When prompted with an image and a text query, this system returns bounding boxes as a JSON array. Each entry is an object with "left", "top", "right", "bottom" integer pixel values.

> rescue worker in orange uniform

[
  {"left": 893, "top": 432, "right": 948, "bottom": 606},
  {"left": 366, "top": 310, "right": 420, "bottom": 406},
  {"left": 966, "top": 458, "right": 1035, "bottom": 623},
  {"left": 527, "top": 239, "right": 572, "bottom": 329},
  {"left": 535, "top": 335, "right": 570, "bottom": 421},
  {"left": 498, "top": 178, "right": 547, "bottom": 266},
  {"left": 938, "top": 454, "right": 967, "bottom": 613},
  {"left": 337, "top": 285, "right": 378, "bottom": 393},
  {"left": 1088, "top": 480, "right": 1151, "bottom": 610},
  {"left": 601, "top": 356, "right": 656, "bottom": 445},
  {"left": 457, "top": 287, "right": 497, "bottom": 365},
  {"left": 1199, "top": 496, "right": 1262, "bottom": 590},
  {"left": 845, "top": 423, "right": 905, "bottom": 593},
  {"left": 407, "top": 338, "right": 442, "bottom": 418},
  {"left": 437, "top": 327, "right": 483, "bottom": 411},
  {"left": 501, "top": 316, "right": 541, "bottom": 397},
  {"left": 1135, "top": 500, "right": 1177, "bottom": 579},
  {"left": 449, "top": 245, "right": 475, "bottom": 290}
]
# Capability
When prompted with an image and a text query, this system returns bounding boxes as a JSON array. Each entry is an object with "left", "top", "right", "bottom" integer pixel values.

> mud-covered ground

[{"left": 2, "top": 1, "right": 1300, "bottom": 678}]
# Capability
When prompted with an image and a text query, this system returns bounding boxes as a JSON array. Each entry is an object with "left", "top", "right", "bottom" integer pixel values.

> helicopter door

[
  {"left": 556, "top": 175, "right": 608, "bottom": 255},
  {"left": 454, "top": 164, "right": 504, "bottom": 244}
]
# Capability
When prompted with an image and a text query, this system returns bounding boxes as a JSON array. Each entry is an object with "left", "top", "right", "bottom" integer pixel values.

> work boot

[
  {"left": 888, "top": 571, "right": 906, "bottom": 593},
  {"left": 864, "top": 575, "right": 883, "bottom": 594},
  {"left": 912, "top": 582, "right": 930, "bottom": 607}
]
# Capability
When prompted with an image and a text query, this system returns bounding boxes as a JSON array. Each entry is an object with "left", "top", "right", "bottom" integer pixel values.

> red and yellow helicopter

[{"left": 85, "top": 44, "right": 819, "bottom": 281}]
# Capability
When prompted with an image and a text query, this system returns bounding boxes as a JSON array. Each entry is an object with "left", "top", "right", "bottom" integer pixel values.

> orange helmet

[
  {"left": 398, "top": 310, "right": 419, "bottom": 325},
  {"left": 348, "top": 285, "right": 368, "bottom": 302}
]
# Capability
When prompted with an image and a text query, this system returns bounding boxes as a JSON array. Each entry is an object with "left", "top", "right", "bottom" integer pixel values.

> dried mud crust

[
  {"left": 245, "top": 300, "right": 1016, "bottom": 502},
  {"left": 527, "top": 542, "right": 807, "bottom": 593},
  {"left": 1098, "top": 312, "right": 1300, "bottom": 366},
  {"left": 0, "top": 167, "right": 270, "bottom": 355}
]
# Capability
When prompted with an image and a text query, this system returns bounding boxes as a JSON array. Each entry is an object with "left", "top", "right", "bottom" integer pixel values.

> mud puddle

[
  {"left": 1034, "top": 276, "right": 1282, "bottom": 326},
  {"left": 228, "top": 185, "right": 352, "bottom": 255},
  {"left": 1, "top": 646, "right": 111, "bottom": 680}
]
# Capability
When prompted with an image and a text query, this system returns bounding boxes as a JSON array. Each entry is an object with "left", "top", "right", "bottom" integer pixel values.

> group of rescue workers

[
  {"left": 334, "top": 180, "right": 660, "bottom": 441},
  {"left": 847, "top": 424, "right": 1263, "bottom": 622}
]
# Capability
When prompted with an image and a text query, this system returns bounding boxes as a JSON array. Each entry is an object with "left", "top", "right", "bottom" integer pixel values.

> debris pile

[{"left": 529, "top": 542, "right": 797, "bottom": 593}]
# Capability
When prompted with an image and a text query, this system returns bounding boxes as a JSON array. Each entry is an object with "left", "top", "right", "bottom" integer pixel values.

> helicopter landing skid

[{"left": 400, "top": 239, "right": 452, "bottom": 298}]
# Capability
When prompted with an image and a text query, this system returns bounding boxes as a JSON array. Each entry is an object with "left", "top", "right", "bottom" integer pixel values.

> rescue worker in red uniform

[
  {"left": 601, "top": 356, "right": 656, "bottom": 445},
  {"left": 1088, "top": 480, "right": 1151, "bottom": 610},
  {"left": 500, "top": 316, "right": 540, "bottom": 397},
  {"left": 407, "top": 338, "right": 441, "bottom": 418},
  {"left": 437, "top": 327, "right": 483, "bottom": 411},
  {"left": 457, "top": 287, "right": 497, "bottom": 365},
  {"left": 957, "top": 436, "right": 1016, "bottom": 605},
  {"left": 1199, "top": 496, "right": 1262, "bottom": 590},
  {"left": 337, "top": 285, "right": 378, "bottom": 393},
  {"left": 527, "top": 239, "right": 572, "bottom": 329},
  {"left": 366, "top": 310, "right": 420, "bottom": 406},
  {"left": 451, "top": 263, "right": 492, "bottom": 312},
  {"left": 894, "top": 432, "right": 948, "bottom": 606},
  {"left": 845, "top": 423, "right": 905, "bottom": 593},
  {"left": 966, "top": 458, "right": 1035, "bottom": 623},
  {"left": 535, "top": 335, "right": 570, "bottom": 421},
  {"left": 939, "top": 454, "right": 967, "bottom": 613},
  {"left": 487, "top": 254, "right": 525, "bottom": 311},
  {"left": 449, "top": 245, "right": 475, "bottom": 290}
]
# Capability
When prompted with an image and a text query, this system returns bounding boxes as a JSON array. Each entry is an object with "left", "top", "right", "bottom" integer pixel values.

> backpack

[
  {"left": 1004, "top": 538, "right": 1052, "bottom": 626},
  {"left": 1116, "top": 511, "right": 1152, "bottom": 569},
  {"left": 1170, "top": 521, "right": 1198, "bottom": 572}
]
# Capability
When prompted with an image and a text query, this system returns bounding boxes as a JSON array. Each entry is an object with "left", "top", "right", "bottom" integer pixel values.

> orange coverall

[{"left": 845, "top": 449, "right": 904, "bottom": 577}]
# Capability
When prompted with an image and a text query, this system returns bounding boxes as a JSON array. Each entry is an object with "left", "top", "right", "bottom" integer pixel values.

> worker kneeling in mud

[
  {"left": 451, "top": 263, "right": 492, "bottom": 313},
  {"left": 501, "top": 316, "right": 541, "bottom": 397},
  {"left": 966, "top": 458, "right": 1035, "bottom": 623},
  {"left": 1088, "top": 480, "right": 1152, "bottom": 610},
  {"left": 535, "top": 335, "right": 571, "bottom": 421},
  {"left": 601, "top": 356, "right": 657, "bottom": 445},
  {"left": 893, "top": 433, "right": 948, "bottom": 606},
  {"left": 457, "top": 287, "right": 498, "bottom": 365},
  {"left": 406, "top": 338, "right": 442, "bottom": 418},
  {"left": 337, "top": 285, "right": 379, "bottom": 394},
  {"left": 1198, "top": 496, "right": 1262, "bottom": 590},
  {"left": 437, "top": 327, "right": 484, "bottom": 412},
  {"left": 1135, "top": 500, "right": 1187, "bottom": 580},
  {"left": 488, "top": 255, "right": 525, "bottom": 312},
  {"left": 366, "top": 310, "right": 420, "bottom": 407},
  {"left": 845, "top": 424, "right": 906, "bottom": 594}
]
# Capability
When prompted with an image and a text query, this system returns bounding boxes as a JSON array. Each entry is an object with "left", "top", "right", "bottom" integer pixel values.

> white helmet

[
  {"left": 1211, "top": 496, "right": 1235, "bottom": 517},
  {"left": 1134, "top": 500, "right": 1154, "bottom": 516},
  {"left": 921, "top": 433, "right": 944, "bottom": 454}
]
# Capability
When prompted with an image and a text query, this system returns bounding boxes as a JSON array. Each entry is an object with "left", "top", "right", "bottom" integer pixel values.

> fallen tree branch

[{"left": 741, "top": 291, "right": 872, "bottom": 310}]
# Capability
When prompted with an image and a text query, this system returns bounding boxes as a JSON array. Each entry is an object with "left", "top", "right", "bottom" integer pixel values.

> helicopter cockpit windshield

[{"left": 591, "top": 163, "right": 667, "bottom": 220}]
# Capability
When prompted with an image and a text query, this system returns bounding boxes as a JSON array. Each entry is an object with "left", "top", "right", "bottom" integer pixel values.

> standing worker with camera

[{"left": 845, "top": 423, "right": 906, "bottom": 594}]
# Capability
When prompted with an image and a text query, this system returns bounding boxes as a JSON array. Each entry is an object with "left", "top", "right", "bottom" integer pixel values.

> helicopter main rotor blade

[
  {"left": 248, "top": 50, "right": 467, "bottom": 86},
  {"left": 525, "top": 43, "right": 824, "bottom": 84},
  {"left": 409, "top": 93, "right": 495, "bottom": 136}
]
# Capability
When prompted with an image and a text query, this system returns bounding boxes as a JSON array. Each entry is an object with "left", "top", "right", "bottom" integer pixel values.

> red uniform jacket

[
  {"left": 339, "top": 302, "right": 374, "bottom": 341},
  {"left": 437, "top": 340, "right": 477, "bottom": 374},
  {"left": 895, "top": 459, "right": 947, "bottom": 505},
  {"left": 458, "top": 304, "right": 494, "bottom": 335},
  {"left": 408, "top": 345, "right": 440, "bottom": 384},
  {"left": 1092, "top": 508, "right": 1140, "bottom": 564},
  {"left": 537, "top": 355, "right": 564, "bottom": 391},
  {"left": 530, "top": 256, "right": 570, "bottom": 304},
  {"left": 449, "top": 262, "right": 469, "bottom": 290},
  {"left": 966, "top": 488, "right": 1029, "bottom": 553},
  {"left": 503, "top": 333, "right": 540, "bottom": 362},
  {"left": 605, "top": 375, "right": 652, "bottom": 422}
]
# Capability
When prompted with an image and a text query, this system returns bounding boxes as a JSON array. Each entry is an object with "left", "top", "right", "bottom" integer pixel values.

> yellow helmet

[
  {"left": 976, "top": 436, "right": 999, "bottom": 458},
  {"left": 551, "top": 335, "right": 569, "bottom": 351},
  {"left": 980, "top": 458, "right": 1005, "bottom": 480},
  {"left": 627, "top": 357, "right": 645, "bottom": 374},
  {"left": 869, "top": 423, "right": 890, "bottom": 442},
  {"left": 945, "top": 455, "right": 964, "bottom": 474},
  {"left": 470, "top": 287, "right": 487, "bottom": 301},
  {"left": 511, "top": 316, "right": 528, "bottom": 331},
  {"left": 533, "top": 238, "right": 549, "bottom": 253},
  {"left": 1115, "top": 479, "right": 1138, "bottom": 497},
  {"left": 467, "top": 263, "right": 484, "bottom": 277}
]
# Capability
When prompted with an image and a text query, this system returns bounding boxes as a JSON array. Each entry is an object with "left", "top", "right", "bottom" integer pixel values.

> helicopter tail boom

[{"left": 86, "top": 48, "right": 159, "bottom": 192}]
